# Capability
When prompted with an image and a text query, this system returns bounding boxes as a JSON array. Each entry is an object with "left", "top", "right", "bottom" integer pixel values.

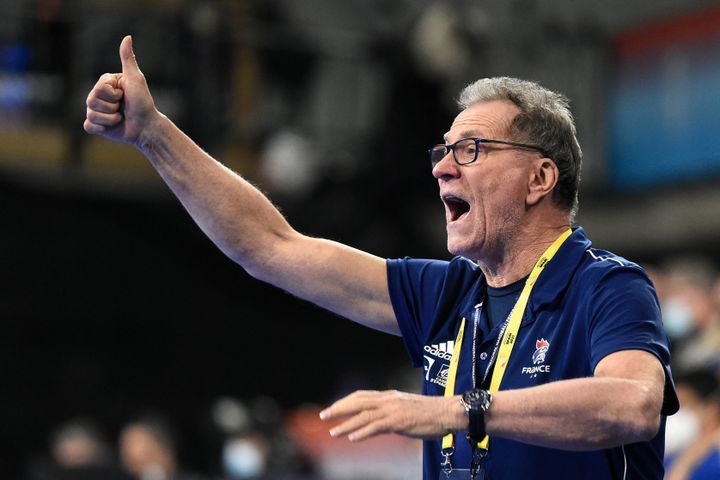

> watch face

[
  {"left": 463, "top": 389, "right": 491, "bottom": 412},
  {"left": 467, "top": 390, "right": 482, "bottom": 403}
]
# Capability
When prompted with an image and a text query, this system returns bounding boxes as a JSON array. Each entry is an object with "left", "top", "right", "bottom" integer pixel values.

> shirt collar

[{"left": 527, "top": 226, "right": 592, "bottom": 311}]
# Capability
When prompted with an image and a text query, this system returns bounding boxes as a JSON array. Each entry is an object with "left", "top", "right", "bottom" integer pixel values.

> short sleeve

[
  {"left": 588, "top": 267, "right": 679, "bottom": 415},
  {"left": 386, "top": 258, "right": 450, "bottom": 366}
]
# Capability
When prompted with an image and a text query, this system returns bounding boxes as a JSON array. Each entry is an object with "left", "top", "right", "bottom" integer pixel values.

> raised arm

[{"left": 84, "top": 36, "right": 398, "bottom": 334}]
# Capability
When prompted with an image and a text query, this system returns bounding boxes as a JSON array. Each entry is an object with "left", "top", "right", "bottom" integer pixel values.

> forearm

[
  {"left": 137, "top": 113, "right": 294, "bottom": 272},
  {"left": 134, "top": 114, "right": 396, "bottom": 330},
  {"left": 321, "top": 379, "right": 659, "bottom": 446},
  {"left": 320, "top": 359, "right": 662, "bottom": 446},
  {"left": 84, "top": 36, "right": 398, "bottom": 333},
  {"left": 468, "top": 377, "right": 661, "bottom": 450}
]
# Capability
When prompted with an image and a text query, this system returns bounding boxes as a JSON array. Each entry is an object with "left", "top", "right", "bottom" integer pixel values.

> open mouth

[{"left": 442, "top": 195, "right": 471, "bottom": 222}]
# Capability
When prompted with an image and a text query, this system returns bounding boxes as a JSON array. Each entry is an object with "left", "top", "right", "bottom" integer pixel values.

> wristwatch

[{"left": 459, "top": 388, "right": 493, "bottom": 442}]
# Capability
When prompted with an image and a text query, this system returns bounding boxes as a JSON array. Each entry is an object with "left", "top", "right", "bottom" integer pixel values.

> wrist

[
  {"left": 444, "top": 395, "right": 470, "bottom": 434},
  {"left": 135, "top": 110, "right": 168, "bottom": 153},
  {"left": 460, "top": 388, "right": 493, "bottom": 441}
]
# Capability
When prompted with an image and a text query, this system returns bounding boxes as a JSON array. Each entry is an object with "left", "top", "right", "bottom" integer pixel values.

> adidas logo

[{"left": 423, "top": 341, "right": 454, "bottom": 361}]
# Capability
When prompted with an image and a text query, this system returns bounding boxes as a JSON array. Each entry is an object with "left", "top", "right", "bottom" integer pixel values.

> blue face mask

[
  {"left": 661, "top": 298, "right": 695, "bottom": 340},
  {"left": 222, "top": 439, "right": 266, "bottom": 479}
]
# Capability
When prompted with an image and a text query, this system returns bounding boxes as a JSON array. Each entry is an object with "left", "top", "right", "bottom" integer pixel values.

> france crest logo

[{"left": 532, "top": 338, "right": 550, "bottom": 365}]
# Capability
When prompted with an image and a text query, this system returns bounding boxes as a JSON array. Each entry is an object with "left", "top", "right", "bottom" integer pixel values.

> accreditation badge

[{"left": 438, "top": 467, "right": 487, "bottom": 479}]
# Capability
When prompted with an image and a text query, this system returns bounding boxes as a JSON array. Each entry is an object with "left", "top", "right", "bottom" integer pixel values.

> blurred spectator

[
  {"left": 666, "top": 369, "right": 720, "bottom": 479},
  {"left": 210, "top": 396, "right": 315, "bottom": 480},
  {"left": 26, "top": 417, "right": 130, "bottom": 480},
  {"left": 51, "top": 417, "right": 111, "bottom": 468},
  {"left": 712, "top": 274, "right": 720, "bottom": 319},
  {"left": 660, "top": 257, "right": 720, "bottom": 373},
  {"left": 119, "top": 413, "right": 206, "bottom": 480},
  {"left": 221, "top": 432, "right": 269, "bottom": 480}
]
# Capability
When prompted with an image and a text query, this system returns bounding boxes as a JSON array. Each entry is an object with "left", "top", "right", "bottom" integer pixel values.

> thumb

[{"left": 119, "top": 35, "right": 142, "bottom": 76}]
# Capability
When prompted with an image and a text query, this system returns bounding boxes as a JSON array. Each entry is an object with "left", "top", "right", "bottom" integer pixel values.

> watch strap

[{"left": 460, "top": 389, "right": 492, "bottom": 442}]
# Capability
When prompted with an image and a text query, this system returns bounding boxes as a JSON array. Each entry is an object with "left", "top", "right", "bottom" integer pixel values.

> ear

[{"left": 526, "top": 158, "right": 559, "bottom": 206}]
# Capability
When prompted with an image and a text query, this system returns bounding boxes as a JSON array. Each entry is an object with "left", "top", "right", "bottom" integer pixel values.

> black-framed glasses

[{"left": 428, "top": 137, "right": 547, "bottom": 168}]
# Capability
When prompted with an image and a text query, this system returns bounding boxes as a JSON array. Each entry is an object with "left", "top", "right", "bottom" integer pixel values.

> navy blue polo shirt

[{"left": 387, "top": 227, "right": 679, "bottom": 480}]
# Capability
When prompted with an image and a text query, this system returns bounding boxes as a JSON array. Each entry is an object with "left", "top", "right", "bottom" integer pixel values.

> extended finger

[
  {"left": 329, "top": 410, "right": 381, "bottom": 439},
  {"left": 86, "top": 108, "right": 123, "bottom": 127},
  {"left": 345, "top": 419, "right": 390, "bottom": 442},
  {"left": 320, "top": 390, "right": 382, "bottom": 420},
  {"left": 87, "top": 96, "right": 120, "bottom": 114}
]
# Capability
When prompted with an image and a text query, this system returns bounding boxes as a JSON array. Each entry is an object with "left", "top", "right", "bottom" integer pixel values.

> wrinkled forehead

[{"left": 443, "top": 100, "right": 521, "bottom": 143}]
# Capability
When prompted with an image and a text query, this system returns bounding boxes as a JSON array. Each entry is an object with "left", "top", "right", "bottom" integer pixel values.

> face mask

[
  {"left": 665, "top": 408, "right": 700, "bottom": 455},
  {"left": 662, "top": 299, "right": 695, "bottom": 340},
  {"left": 139, "top": 465, "right": 168, "bottom": 480},
  {"left": 222, "top": 439, "right": 266, "bottom": 479}
]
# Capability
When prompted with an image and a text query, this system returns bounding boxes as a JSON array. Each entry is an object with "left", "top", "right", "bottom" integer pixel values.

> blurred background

[{"left": 2, "top": 0, "right": 720, "bottom": 479}]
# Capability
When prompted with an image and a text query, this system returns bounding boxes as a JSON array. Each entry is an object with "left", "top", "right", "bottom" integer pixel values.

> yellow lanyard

[{"left": 441, "top": 228, "right": 572, "bottom": 453}]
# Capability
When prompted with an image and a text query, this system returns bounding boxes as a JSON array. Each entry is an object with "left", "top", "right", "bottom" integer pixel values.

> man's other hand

[{"left": 319, "top": 390, "right": 463, "bottom": 441}]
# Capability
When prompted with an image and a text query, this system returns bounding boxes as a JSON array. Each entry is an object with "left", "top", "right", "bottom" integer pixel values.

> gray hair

[{"left": 458, "top": 77, "right": 582, "bottom": 219}]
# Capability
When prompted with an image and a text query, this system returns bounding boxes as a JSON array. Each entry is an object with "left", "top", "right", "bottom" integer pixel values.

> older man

[{"left": 85, "top": 36, "right": 678, "bottom": 479}]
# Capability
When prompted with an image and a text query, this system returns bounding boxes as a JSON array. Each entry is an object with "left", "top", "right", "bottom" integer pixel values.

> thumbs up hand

[{"left": 84, "top": 36, "right": 160, "bottom": 148}]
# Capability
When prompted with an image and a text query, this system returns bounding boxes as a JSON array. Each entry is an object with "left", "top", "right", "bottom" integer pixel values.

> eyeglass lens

[{"left": 430, "top": 139, "right": 479, "bottom": 167}]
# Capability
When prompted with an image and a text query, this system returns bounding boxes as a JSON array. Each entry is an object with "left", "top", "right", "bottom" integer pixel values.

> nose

[{"left": 432, "top": 151, "right": 460, "bottom": 180}]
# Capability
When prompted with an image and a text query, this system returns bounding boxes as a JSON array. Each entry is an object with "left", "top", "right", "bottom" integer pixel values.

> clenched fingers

[
  {"left": 83, "top": 118, "right": 105, "bottom": 135},
  {"left": 88, "top": 74, "right": 124, "bottom": 103},
  {"left": 86, "top": 109, "right": 123, "bottom": 127},
  {"left": 85, "top": 74, "right": 125, "bottom": 136},
  {"left": 87, "top": 96, "right": 120, "bottom": 114}
]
